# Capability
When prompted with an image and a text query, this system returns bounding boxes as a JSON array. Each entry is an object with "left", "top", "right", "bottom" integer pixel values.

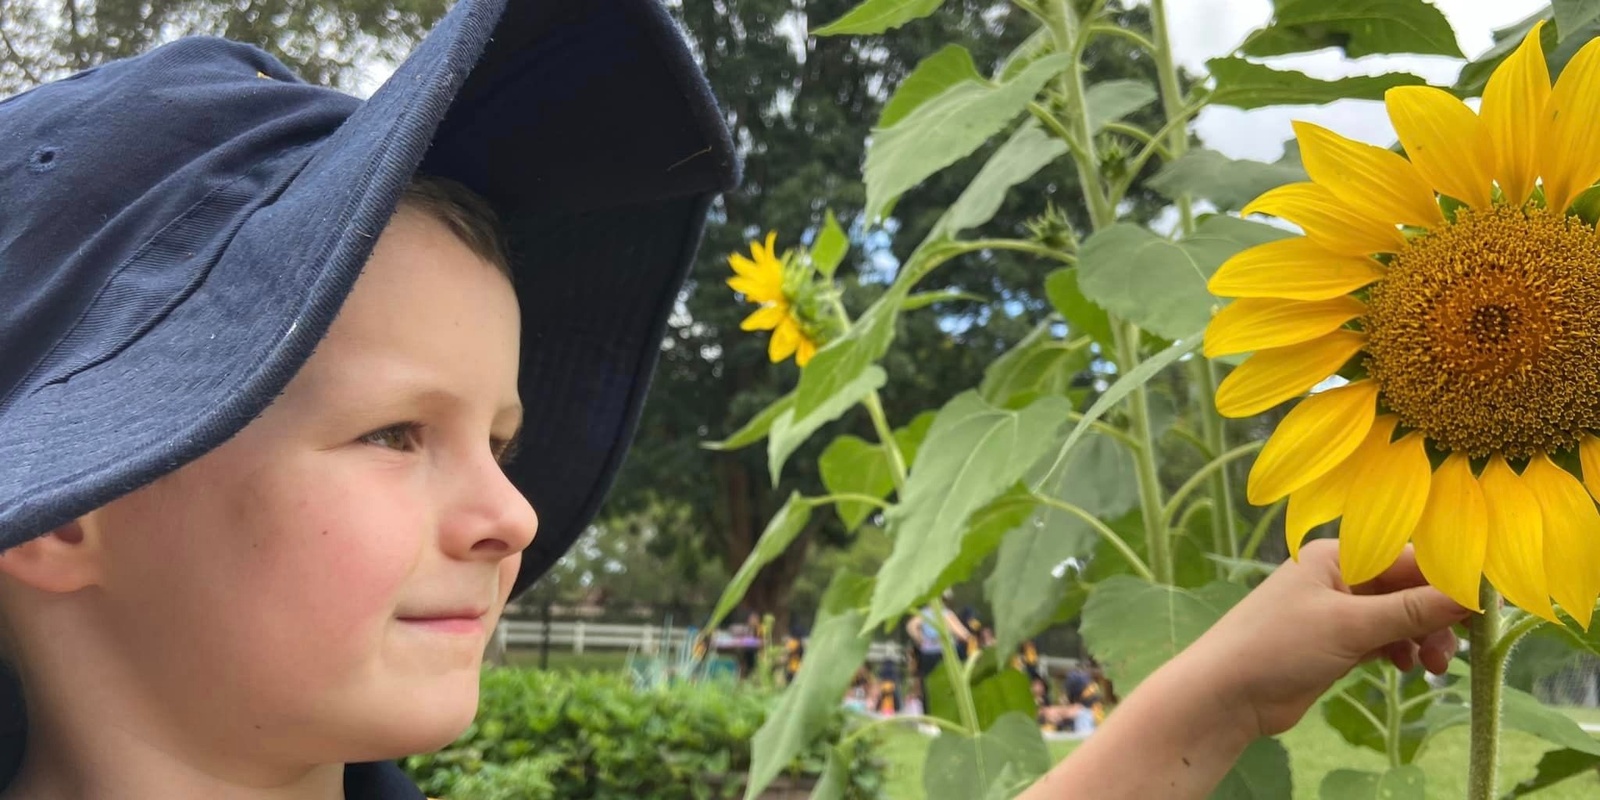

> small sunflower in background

[
  {"left": 727, "top": 232, "right": 828, "bottom": 366},
  {"left": 1205, "top": 21, "right": 1600, "bottom": 625}
]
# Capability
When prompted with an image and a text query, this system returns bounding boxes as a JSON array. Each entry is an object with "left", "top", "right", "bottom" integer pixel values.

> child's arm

[{"left": 1019, "top": 540, "right": 1471, "bottom": 800}]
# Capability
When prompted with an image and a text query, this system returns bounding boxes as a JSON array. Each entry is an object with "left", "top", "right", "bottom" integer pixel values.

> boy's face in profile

[{"left": 0, "top": 205, "right": 537, "bottom": 766}]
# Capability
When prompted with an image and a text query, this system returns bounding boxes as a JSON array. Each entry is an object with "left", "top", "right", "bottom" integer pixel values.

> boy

[{"left": 0, "top": 2, "right": 1471, "bottom": 800}]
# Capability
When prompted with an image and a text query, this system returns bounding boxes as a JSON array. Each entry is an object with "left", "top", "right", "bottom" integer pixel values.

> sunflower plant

[{"left": 704, "top": 2, "right": 1600, "bottom": 799}]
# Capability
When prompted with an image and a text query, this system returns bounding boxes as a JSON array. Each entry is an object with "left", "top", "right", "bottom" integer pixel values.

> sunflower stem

[
  {"left": 864, "top": 391, "right": 909, "bottom": 493},
  {"left": 1113, "top": 321, "right": 1173, "bottom": 585},
  {"left": 1191, "top": 360, "right": 1241, "bottom": 562},
  {"left": 1467, "top": 583, "right": 1503, "bottom": 800},
  {"left": 1384, "top": 665, "right": 1403, "bottom": 769}
]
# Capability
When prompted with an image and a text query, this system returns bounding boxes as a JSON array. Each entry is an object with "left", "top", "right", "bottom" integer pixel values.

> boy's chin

[{"left": 352, "top": 677, "right": 481, "bottom": 758}]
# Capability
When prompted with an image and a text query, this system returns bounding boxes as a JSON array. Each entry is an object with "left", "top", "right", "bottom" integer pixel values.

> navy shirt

[{"left": 344, "top": 761, "right": 428, "bottom": 800}]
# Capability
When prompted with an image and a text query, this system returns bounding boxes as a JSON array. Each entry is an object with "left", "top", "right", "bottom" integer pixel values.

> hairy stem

[{"left": 1467, "top": 583, "right": 1503, "bottom": 800}]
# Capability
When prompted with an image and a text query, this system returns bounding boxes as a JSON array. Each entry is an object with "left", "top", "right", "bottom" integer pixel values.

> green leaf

[
  {"left": 927, "top": 664, "right": 1037, "bottom": 733},
  {"left": 813, "top": 0, "right": 944, "bottom": 36},
  {"left": 867, "top": 392, "right": 1074, "bottom": 628},
  {"left": 794, "top": 289, "right": 902, "bottom": 420},
  {"left": 705, "top": 493, "right": 812, "bottom": 633},
  {"left": 879, "top": 45, "right": 984, "bottom": 129},
  {"left": 896, "top": 411, "right": 937, "bottom": 468},
  {"left": 999, "top": 27, "right": 1053, "bottom": 83},
  {"left": 819, "top": 435, "right": 895, "bottom": 533},
  {"left": 988, "top": 433, "right": 1136, "bottom": 654},
  {"left": 809, "top": 747, "right": 851, "bottom": 800},
  {"left": 744, "top": 583, "right": 874, "bottom": 799},
  {"left": 936, "top": 122, "right": 1069, "bottom": 239},
  {"left": 1039, "top": 336, "right": 1200, "bottom": 485},
  {"left": 1044, "top": 268, "right": 1114, "bottom": 350},
  {"left": 1501, "top": 686, "right": 1600, "bottom": 756},
  {"left": 981, "top": 762, "right": 1031, "bottom": 800},
  {"left": 769, "top": 365, "right": 888, "bottom": 483},
  {"left": 865, "top": 53, "right": 1074, "bottom": 222},
  {"left": 1148, "top": 148, "right": 1308, "bottom": 212},
  {"left": 1080, "top": 576, "right": 1249, "bottom": 690},
  {"left": 1320, "top": 663, "right": 1437, "bottom": 762},
  {"left": 902, "top": 289, "right": 987, "bottom": 311},
  {"left": 1240, "top": 0, "right": 1462, "bottom": 59},
  {"left": 979, "top": 331, "right": 1091, "bottom": 409},
  {"left": 1317, "top": 766, "right": 1424, "bottom": 800},
  {"left": 704, "top": 393, "right": 794, "bottom": 451},
  {"left": 1454, "top": 12, "right": 1554, "bottom": 98},
  {"left": 1505, "top": 748, "right": 1600, "bottom": 798},
  {"left": 813, "top": 210, "right": 849, "bottom": 280},
  {"left": 921, "top": 713, "right": 1052, "bottom": 800},
  {"left": 1210, "top": 738, "right": 1294, "bottom": 800},
  {"left": 1085, "top": 79, "right": 1157, "bottom": 133},
  {"left": 1078, "top": 215, "right": 1292, "bottom": 341},
  {"left": 1555, "top": 0, "right": 1600, "bottom": 44},
  {"left": 1207, "top": 57, "right": 1428, "bottom": 109},
  {"left": 931, "top": 484, "right": 1038, "bottom": 589}
]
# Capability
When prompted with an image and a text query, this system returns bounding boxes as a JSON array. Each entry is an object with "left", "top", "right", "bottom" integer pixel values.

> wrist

[{"left": 1163, "top": 640, "right": 1267, "bottom": 745}]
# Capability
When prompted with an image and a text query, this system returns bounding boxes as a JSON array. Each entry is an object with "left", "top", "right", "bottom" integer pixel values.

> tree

[
  {"left": 608, "top": 0, "right": 1172, "bottom": 633},
  {"left": 0, "top": 0, "right": 444, "bottom": 92}
]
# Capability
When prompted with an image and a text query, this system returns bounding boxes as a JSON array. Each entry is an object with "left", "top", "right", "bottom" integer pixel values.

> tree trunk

[{"left": 716, "top": 455, "right": 813, "bottom": 637}]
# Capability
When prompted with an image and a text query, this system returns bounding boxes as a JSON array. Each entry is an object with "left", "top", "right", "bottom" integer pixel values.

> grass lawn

[
  {"left": 877, "top": 710, "right": 1600, "bottom": 799},
  {"left": 503, "top": 648, "right": 634, "bottom": 673}
]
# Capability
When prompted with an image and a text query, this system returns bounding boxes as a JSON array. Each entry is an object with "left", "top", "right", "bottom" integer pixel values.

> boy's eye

[{"left": 361, "top": 422, "right": 422, "bottom": 453}]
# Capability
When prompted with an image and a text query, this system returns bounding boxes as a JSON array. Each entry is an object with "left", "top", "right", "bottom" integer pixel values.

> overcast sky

[{"left": 1166, "top": 0, "right": 1547, "bottom": 161}]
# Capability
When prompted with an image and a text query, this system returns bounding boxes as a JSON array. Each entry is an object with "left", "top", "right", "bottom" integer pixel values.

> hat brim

[{"left": 0, "top": 0, "right": 736, "bottom": 599}]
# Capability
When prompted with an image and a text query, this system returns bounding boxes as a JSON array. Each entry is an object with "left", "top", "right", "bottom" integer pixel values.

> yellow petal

[
  {"left": 796, "top": 337, "right": 818, "bottom": 367},
  {"left": 1339, "top": 432, "right": 1431, "bottom": 586},
  {"left": 1286, "top": 467, "right": 1351, "bottom": 561},
  {"left": 1247, "top": 380, "right": 1379, "bottom": 505},
  {"left": 1412, "top": 453, "right": 1488, "bottom": 611},
  {"left": 1580, "top": 435, "right": 1600, "bottom": 500},
  {"left": 1480, "top": 455, "right": 1558, "bottom": 623},
  {"left": 1207, "top": 238, "right": 1385, "bottom": 301},
  {"left": 1285, "top": 416, "right": 1397, "bottom": 559},
  {"left": 728, "top": 275, "right": 784, "bottom": 304},
  {"left": 769, "top": 318, "right": 801, "bottom": 363},
  {"left": 1524, "top": 455, "right": 1600, "bottom": 629},
  {"left": 1294, "top": 120, "right": 1443, "bottom": 228},
  {"left": 1204, "top": 296, "right": 1365, "bottom": 358},
  {"left": 1214, "top": 330, "right": 1366, "bottom": 418},
  {"left": 1385, "top": 86, "right": 1496, "bottom": 209},
  {"left": 1481, "top": 20, "right": 1550, "bottom": 206},
  {"left": 1242, "top": 182, "right": 1407, "bottom": 256},
  {"left": 1542, "top": 38, "right": 1600, "bottom": 213},
  {"left": 729, "top": 252, "right": 762, "bottom": 278},
  {"left": 741, "top": 304, "right": 788, "bottom": 332},
  {"left": 761, "top": 231, "right": 778, "bottom": 261}
]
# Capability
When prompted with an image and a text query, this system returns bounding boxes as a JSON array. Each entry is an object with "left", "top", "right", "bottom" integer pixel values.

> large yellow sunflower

[
  {"left": 728, "top": 232, "right": 820, "bottom": 366},
  {"left": 1206, "top": 21, "right": 1600, "bottom": 625}
]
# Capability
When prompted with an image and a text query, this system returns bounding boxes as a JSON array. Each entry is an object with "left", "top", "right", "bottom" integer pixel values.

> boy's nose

[{"left": 446, "top": 462, "right": 539, "bottom": 561}]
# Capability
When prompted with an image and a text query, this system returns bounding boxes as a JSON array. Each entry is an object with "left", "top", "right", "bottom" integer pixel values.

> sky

[{"left": 1164, "top": 0, "right": 1548, "bottom": 161}]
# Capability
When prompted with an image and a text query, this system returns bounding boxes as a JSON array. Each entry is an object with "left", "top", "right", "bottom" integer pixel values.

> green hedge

[{"left": 404, "top": 668, "right": 887, "bottom": 799}]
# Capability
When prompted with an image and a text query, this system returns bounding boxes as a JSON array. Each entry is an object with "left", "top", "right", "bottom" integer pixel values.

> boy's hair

[{"left": 400, "top": 175, "right": 511, "bottom": 280}]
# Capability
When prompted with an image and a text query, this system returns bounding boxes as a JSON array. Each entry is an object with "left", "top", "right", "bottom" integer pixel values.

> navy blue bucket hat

[{"left": 0, "top": 0, "right": 738, "bottom": 603}]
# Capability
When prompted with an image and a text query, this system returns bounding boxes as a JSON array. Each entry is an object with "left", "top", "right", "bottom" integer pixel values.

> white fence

[{"left": 498, "top": 619, "right": 1080, "bottom": 672}]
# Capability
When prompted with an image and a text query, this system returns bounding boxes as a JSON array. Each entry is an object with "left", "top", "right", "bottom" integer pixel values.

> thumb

[{"left": 1348, "top": 585, "right": 1472, "bottom": 649}]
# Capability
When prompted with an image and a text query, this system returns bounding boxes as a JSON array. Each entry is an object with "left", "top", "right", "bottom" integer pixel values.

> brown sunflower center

[{"left": 1365, "top": 205, "right": 1600, "bottom": 459}]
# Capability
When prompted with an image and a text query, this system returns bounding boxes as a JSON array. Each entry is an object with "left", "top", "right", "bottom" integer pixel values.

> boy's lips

[{"left": 397, "top": 606, "right": 490, "bottom": 634}]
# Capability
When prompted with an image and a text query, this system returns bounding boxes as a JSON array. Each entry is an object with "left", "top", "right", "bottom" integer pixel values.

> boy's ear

[{"left": 0, "top": 517, "right": 105, "bottom": 593}]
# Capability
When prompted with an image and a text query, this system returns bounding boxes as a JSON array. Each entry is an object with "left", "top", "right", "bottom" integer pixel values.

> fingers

[
  {"left": 1416, "top": 626, "right": 1458, "bottom": 675},
  {"left": 1350, "top": 545, "right": 1429, "bottom": 596},
  {"left": 1346, "top": 584, "right": 1473, "bottom": 652}
]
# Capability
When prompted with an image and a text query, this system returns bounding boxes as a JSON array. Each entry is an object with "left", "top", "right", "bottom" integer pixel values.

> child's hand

[{"left": 1186, "top": 539, "right": 1473, "bottom": 739}]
